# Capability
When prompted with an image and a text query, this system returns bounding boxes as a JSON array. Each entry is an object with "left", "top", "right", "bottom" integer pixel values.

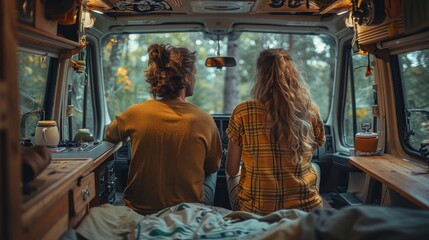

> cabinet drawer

[{"left": 70, "top": 172, "right": 95, "bottom": 214}]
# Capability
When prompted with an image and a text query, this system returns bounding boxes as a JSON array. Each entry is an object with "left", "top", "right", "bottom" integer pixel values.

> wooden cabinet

[
  {"left": 22, "top": 142, "right": 122, "bottom": 239},
  {"left": 23, "top": 193, "right": 69, "bottom": 240},
  {"left": 22, "top": 159, "right": 91, "bottom": 239}
]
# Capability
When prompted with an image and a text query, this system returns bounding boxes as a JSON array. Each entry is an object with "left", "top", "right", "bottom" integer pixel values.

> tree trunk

[
  {"left": 105, "top": 35, "right": 127, "bottom": 96},
  {"left": 223, "top": 36, "right": 240, "bottom": 113}
]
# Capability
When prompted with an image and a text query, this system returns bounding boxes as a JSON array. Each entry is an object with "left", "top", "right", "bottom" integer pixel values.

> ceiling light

[
  {"left": 337, "top": 10, "right": 349, "bottom": 15},
  {"left": 91, "top": 9, "right": 103, "bottom": 14}
]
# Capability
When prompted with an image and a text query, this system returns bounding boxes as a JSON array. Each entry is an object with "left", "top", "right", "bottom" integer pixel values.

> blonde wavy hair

[
  {"left": 251, "top": 48, "right": 319, "bottom": 164},
  {"left": 145, "top": 44, "right": 196, "bottom": 99}
]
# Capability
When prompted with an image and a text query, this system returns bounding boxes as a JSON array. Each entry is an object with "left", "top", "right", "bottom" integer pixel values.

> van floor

[
  {"left": 321, "top": 193, "right": 334, "bottom": 208},
  {"left": 114, "top": 192, "right": 125, "bottom": 206},
  {"left": 114, "top": 192, "right": 334, "bottom": 209}
]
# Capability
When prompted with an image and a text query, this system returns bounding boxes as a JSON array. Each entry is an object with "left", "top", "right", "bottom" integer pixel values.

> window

[
  {"left": 102, "top": 32, "right": 335, "bottom": 121},
  {"left": 398, "top": 49, "right": 429, "bottom": 153},
  {"left": 63, "top": 52, "right": 95, "bottom": 141},
  {"left": 17, "top": 50, "right": 50, "bottom": 140},
  {"left": 343, "top": 50, "right": 376, "bottom": 146}
]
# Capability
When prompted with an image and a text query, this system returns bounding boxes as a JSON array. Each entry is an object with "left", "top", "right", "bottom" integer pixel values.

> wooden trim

[
  {"left": 349, "top": 154, "right": 429, "bottom": 209},
  {"left": 319, "top": 0, "right": 350, "bottom": 14},
  {"left": 0, "top": 0, "right": 22, "bottom": 239},
  {"left": 92, "top": 142, "right": 123, "bottom": 168}
]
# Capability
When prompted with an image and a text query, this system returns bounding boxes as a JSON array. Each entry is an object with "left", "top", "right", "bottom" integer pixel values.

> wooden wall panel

[{"left": 0, "top": 0, "right": 22, "bottom": 239}]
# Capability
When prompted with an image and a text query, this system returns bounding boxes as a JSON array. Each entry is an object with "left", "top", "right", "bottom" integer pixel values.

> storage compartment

[
  {"left": 70, "top": 172, "right": 96, "bottom": 215},
  {"left": 91, "top": 158, "right": 117, "bottom": 206}
]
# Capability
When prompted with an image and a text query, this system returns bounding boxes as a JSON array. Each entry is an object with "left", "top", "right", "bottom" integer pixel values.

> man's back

[{"left": 106, "top": 100, "right": 222, "bottom": 214}]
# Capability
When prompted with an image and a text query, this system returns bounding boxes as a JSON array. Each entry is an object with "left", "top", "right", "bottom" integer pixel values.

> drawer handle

[
  {"left": 99, "top": 176, "right": 105, "bottom": 185},
  {"left": 83, "top": 187, "right": 91, "bottom": 201}
]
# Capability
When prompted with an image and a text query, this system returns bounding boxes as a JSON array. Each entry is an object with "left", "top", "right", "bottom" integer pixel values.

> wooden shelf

[
  {"left": 18, "top": 22, "right": 81, "bottom": 54},
  {"left": 349, "top": 154, "right": 429, "bottom": 209}
]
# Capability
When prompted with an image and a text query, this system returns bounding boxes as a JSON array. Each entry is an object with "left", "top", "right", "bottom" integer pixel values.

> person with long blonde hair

[{"left": 226, "top": 48, "right": 325, "bottom": 215}]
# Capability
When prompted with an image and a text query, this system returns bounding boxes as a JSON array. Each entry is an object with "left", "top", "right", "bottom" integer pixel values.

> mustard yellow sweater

[{"left": 106, "top": 100, "right": 221, "bottom": 214}]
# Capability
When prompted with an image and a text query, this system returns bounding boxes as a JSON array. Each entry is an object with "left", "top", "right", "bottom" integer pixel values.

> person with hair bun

[
  {"left": 106, "top": 44, "right": 222, "bottom": 215},
  {"left": 225, "top": 48, "right": 325, "bottom": 215}
]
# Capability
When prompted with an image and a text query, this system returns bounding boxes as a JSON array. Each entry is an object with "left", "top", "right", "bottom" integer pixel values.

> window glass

[
  {"left": 102, "top": 32, "right": 335, "bottom": 121},
  {"left": 344, "top": 61, "right": 354, "bottom": 145},
  {"left": 343, "top": 51, "right": 375, "bottom": 145},
  {"left": 399, "top": 49, "right": 429, "bottom": 151},
  {"left": 63, "top": 53, "right": 95, "bottom": 141},
  {"left": 17, "top": 51, "right": 50, "bottom": 139},
  {"left": 85, "top": 64, "right": 95, "bottom": 133}
]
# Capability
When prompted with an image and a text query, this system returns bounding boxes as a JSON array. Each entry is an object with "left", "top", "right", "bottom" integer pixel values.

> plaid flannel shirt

[{"left": 226, "top": 100, "right": 325, "bottom": 215}]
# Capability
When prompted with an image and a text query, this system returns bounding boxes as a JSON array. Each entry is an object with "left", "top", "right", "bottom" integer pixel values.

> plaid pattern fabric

[{"left": 226, "top": 100, "right": 325, "bottom": 215}]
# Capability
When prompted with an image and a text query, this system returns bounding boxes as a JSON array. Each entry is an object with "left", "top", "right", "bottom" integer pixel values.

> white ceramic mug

[{"left": 35, "top": 121, "right": 60, "bottom": 147}]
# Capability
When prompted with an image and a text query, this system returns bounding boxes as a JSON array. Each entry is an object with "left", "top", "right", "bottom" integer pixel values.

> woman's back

[{"left": 227, "top": 99, "right": 324, "bottom": 215}]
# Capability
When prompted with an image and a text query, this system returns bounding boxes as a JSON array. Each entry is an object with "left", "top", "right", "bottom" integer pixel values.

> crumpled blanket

[
  {"left": 75, "top": 203, "right": 429, "bottom": 240},
  {"left": 75, "top": 204, "right": 144, "bottom": 240},
  {"left": 135, "top": 203, "right": 306, "bottom": 239},
  {"left": 258, "top": 205, "right": 429, "bottom": 240},
  {"left": 76, "top": 203, "right": 306, "bottom": 240}
]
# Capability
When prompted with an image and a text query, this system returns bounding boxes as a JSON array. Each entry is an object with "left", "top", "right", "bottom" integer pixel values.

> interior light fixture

[
  {"left": 337, "top": 10, "right": 349, "bottom": 15},
  {"left": 82, "top": 11, "right": 95, "bottom": 28},
  {"left": 91, "top": 9, "right": 103, "bottom": 14}
]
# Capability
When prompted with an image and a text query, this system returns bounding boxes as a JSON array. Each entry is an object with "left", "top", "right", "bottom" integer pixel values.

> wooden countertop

[
  {"left": 51, "top": 141, "right": 122, "bottom": 173},
  {"left": 349, "top": 154, "right": 429, "bottom": 209}
]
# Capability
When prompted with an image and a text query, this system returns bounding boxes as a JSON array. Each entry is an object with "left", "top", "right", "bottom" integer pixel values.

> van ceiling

[
  {"left": 87, "top": 0, "right": 351, "bottom": 15},
  {"left": 87, "top": 0, "right": 352, "bottom": 35}
]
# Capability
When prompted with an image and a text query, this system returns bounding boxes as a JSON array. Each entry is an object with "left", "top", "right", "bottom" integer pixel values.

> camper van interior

[{"left": 1, "top": 0, "right": 429, "bottom": 239}]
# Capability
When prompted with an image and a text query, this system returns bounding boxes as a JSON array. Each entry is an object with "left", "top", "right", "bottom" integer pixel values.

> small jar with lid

[
  {"left": 74, "top": 128, "right": 94, "bottom": 142},
  {"left": 355, "top": 132, "right": 378, "bottom": 153}
]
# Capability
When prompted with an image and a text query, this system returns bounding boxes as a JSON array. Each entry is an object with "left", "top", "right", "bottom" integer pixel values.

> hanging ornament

[{"left": 365, "top": 54, "right": 372, "bottom": 77}]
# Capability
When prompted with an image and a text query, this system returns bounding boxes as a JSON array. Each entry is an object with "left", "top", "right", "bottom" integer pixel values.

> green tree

[{"left": 102, "top": 32, "right": 335, "bottom": 120}]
